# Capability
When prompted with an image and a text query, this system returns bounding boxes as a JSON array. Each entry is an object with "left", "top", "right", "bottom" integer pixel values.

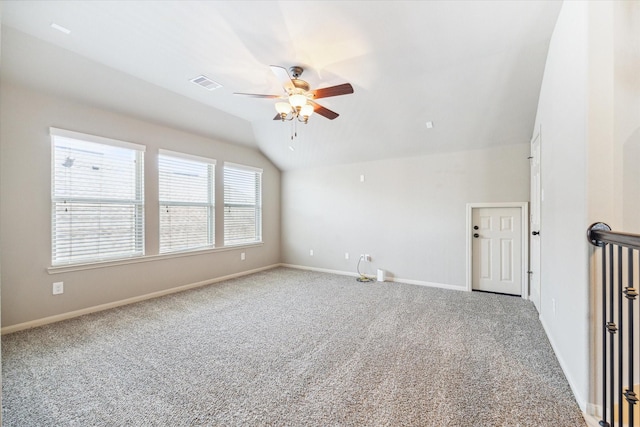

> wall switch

[
  {"left": 309, "top": 249, "right": 314, "bottom": 256},
  {"left": 345, "top": 252, "right": 349, "bottom": 260},
  {"left": 360, "top": 174, "right": 365, "bottom": 182},
  {"left": 240, "top": 252, "right": 245, "bottom": 261},
  {"left": 53, "top": 281, "right": 64, "bottom": 295}
]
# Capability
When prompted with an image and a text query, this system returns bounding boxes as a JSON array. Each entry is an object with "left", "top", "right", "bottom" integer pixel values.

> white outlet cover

[
  {"left": 310, "top": 249, "right": 314, "bottom": 256},
  {"left": 53, "top": 281, "right": 64, "bottom": 295},
  {"left": 241, "top": 252, "right": 245, "bottom": 261}
]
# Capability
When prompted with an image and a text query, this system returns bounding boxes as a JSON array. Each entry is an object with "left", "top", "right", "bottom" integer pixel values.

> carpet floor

[{"left": 2, "top": 267, "right": 586, "bottom": 426}]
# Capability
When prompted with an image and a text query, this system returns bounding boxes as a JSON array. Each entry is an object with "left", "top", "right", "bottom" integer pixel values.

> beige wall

[
  {"left": 0, "top": 81, "right": 281, "bottom": 328},
  {"left": 281, "top": 144, "right": 529, "bottom": 288}
]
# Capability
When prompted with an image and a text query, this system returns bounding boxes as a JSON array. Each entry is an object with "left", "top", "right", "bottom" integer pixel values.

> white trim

[
  {"left": 391, "top": 277, "right": 466, "bottom": 292},
  {"left": 3, "top": 264, "right": 280, "bottom": 335},
  {"left": 281, "top": 263, "right": 466, "bottom": 292},
  {"left": 465, "top": 202, "right": 529, "bottom": 298},
  {"left": 223, "top": 161, "right": 263, "bottom": 174},
  {"left": 50, "top": 127, "right": 146, "bottom": 152},
  {"left": 584, "top": 403, "right": 601, "bottom": 426},
  {"left": 47, "top": 242, "right": 264, "bottom": 274},
  {"left": 280, "top": 263, "right": 364, "bottom": 278},
  {"left": 158, "top": 149, "right": 216, "bottom": 165},
  {"left": 582, "top": 413, "right": 601, "bottom": 427}
]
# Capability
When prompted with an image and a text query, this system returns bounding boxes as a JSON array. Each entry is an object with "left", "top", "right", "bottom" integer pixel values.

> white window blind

[
  {"left": 51, "top": 128, "right": 145, "bottom": 266},
  {"left": 224, "top": 163, "right": 262, "bottom": 246},
  {"left": 158, "top": 150, "right": 215, "bottom": 253}
]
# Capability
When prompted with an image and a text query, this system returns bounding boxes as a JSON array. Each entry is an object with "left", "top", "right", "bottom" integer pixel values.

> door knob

[
  {"left": 532, "top": 230, "right": 540, "bottom": 236},
  {"left": 473, "top": 233, "right": 479, "bottom": 238},
  {"left": 473, "top": 225, "right": 479, "bottom": 230}
]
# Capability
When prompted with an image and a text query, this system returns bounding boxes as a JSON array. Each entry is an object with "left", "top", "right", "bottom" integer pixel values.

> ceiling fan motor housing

[
  {"left": 289, "top": 66, "right": 304, "bottom": 79},
  {"left": 292, "top": 79, "right": 310, "bottom": 93}
]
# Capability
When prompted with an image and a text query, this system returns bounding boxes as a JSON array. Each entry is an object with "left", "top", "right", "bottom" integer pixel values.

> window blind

[
  {"left": 51, "top": 128, "right": 145, "bottom": 265},
  {"left": 158, "top": 150, "right": 215, "bottom": 253},
  {"left": 224, "top": 163, "right": 262, "bottom": 246}
]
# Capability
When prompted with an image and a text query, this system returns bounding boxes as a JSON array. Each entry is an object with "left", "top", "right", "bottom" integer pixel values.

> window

[
  {"left": 224, "top": 163, "right": 262, "bottom": 246},
  {"left": 158, "top": 150, "right": 215, "bottom": 253},
  {"left": 51, "top": 128, "right": 145, "bottom": 265}
]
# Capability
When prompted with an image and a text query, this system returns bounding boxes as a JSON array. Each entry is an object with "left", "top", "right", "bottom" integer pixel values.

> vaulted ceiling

[{"left": 1, "top": 1, "right": 562, "bottom": 171}]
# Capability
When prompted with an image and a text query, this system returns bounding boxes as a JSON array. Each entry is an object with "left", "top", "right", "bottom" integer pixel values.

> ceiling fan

[{"left": 234, "top": 65, "right": 354, "bottom": 122}]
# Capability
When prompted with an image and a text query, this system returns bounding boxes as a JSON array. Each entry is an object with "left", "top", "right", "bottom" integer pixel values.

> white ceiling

[{"left": 1, "top": 1, "right": 562, "bottom": 171}]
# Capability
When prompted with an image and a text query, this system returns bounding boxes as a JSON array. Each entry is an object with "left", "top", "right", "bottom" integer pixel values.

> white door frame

[
  {"left": 529, "top": 128, "right": 542, "bottom": 311},
  {"left": 466, "top": 202, "right": 529, "bottom": 298}
]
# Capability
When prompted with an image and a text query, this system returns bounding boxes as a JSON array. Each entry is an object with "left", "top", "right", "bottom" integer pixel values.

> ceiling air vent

[{"left": 190, "top": 75, "right": 222, "bottom": 91}]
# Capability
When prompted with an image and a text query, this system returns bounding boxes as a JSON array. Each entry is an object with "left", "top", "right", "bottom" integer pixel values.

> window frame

[
  {"left": 50, "top": 127, "right": 145, "bottom": 266},
  {"left": 158, "top": 149, "right": 216, "bottom": 254},
  {"left": 223, "top": 162, "right": 263, "bottom": 247}
]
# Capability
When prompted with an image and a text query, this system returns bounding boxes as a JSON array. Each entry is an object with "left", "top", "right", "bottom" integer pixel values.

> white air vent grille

[{"left": 190, "top": 75, "right": 222, "bottom": 91}]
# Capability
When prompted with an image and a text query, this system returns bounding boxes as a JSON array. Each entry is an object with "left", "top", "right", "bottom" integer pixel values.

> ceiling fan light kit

[{"left": 234, "top": 65, "right": 354, "bottom": 129}]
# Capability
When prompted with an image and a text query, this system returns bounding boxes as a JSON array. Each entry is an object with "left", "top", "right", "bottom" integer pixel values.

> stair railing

[{"left": 588, "top": 222, "right": 640, "bottom": 427}]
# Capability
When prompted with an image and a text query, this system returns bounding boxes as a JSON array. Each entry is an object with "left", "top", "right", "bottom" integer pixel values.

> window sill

[{"left": 47, "top": 242, "right": 264, "bottom": 274}]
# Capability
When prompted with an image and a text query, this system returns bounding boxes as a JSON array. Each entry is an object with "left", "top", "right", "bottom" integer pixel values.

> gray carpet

[{"left": 2, "top": 267, "right": 585, "bottom": 426}]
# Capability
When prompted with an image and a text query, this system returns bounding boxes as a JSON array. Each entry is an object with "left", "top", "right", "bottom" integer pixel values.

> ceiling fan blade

[
  {"left": 270, "top": 65, "right": 295, "bottom": 93},
  {"left": 310, "top": 100, "right": 339, "bottom": 120},
  {"left": 234, "top": 92, "right": 282, "bottom": 99},
  {"left": 310, "top": 83, "right": 354, "bottom": 99}
]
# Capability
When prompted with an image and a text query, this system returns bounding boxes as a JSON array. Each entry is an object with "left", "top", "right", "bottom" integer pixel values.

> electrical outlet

[
  {"left": 365, "top": 254, "right": 371, "bottom": 262},
  {"left": 240, "top": 252, "right": 245, "bottom": 261},
  {"left": 345, "top": 252, "right": 349, "bottom": 260},
  {"left": 52, "top": 281, "right": 64, "bottom": 295},
  {"left": 309, "top": 249, "right": 314, "bottom": 256}
]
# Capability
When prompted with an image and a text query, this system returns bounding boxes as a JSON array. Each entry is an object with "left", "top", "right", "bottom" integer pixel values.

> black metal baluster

[
  {"left": 623, "top": 248, "right": 637, "bottom": 427},
  {"left": 601, "top": 243, "right": 609, "bottom": 427},
  {"left": 618, "top": 245, "right": 623, "bottom": 427},
  {"left": 610, "top": 243, "right": 616, "bottom": 426}
]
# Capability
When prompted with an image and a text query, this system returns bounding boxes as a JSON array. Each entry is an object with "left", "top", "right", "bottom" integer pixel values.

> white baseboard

[
  {"left": 280, "top": 263, "right": 466, "bottom": 292},
  {"left": 584, "top": 403, "right": 601, "bottom": 427},
  {"left": 280, "top": 263, "right": 363, "bottom": 278},
  {"left": 390, "top": 276, "right": 466, "bottom": 292},
  {"left": 1, "top": 264, "right": 280, "bottom": 335},
  {"left": 539, "top": 316, "right": 588, "bottom": 413}
]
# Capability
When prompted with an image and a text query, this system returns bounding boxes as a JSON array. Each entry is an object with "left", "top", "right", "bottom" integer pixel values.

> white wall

[
  {"left": 617, "top": 1, "right": 640, "bottom": 234},
  {"left": 532, "top": 0, "right": 640, "bottom": 413},
  {"left": 532, "top": 0, "right": 590, "bottom": 410},
  {"left": 282, "top": 144, "right": 529, "bottom": 288},
  {"left": 0, "top": 81, "right": 281, "bottom": 328}
]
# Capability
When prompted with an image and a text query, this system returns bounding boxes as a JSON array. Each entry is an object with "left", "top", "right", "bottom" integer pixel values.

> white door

[
  {"left": 529, "top": 132, "right": 542, "bottom": 311},
  {"left": 472, "top": 207, "right": 522, "bottom": 295}
]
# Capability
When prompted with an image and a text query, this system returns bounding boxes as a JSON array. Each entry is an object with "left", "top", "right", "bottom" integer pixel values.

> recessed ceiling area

[{"left": 0, "top": 1, "right": 562, "bottom": 171}]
